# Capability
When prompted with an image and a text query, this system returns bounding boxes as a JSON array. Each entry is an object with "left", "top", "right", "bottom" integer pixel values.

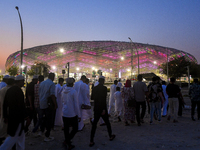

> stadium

[{"left": 5, "top": 41, "right": 197, "bottom": 80}]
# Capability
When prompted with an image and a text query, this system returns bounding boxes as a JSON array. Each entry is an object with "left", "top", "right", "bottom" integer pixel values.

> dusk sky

[{"left": 0, "top": 0, "right": 200, "bottom": 73}]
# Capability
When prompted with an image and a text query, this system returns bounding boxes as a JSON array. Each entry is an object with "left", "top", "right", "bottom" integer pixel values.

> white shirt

[
  {"left": 74, "top": 80, "right": 88, "bottom": 106},
  {"left": 114, "top": 91, "right": 123, "bottom": 111},
  {"left": 62, "top": 86, "right": 81, "bottom": 118},
  {"left": 117, "top": 82, "right": 123, "bottom": 89},
  {"left": 55, "top": 84, "right": 62, "bottom": 100},
  {"left": 94, "top": 81, "right": 99, "bottom": 87},
  {"left": 110, "top": 84, "right": 117, "bottom": 103}
]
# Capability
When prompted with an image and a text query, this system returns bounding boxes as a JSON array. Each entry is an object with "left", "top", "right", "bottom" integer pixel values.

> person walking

[
  {"left": 0, "top": 75, "right": 29, "bottom": 150},
  {"left": 114, "top": 87, "right": 123, "bottom": 122},
  {"left": 39, "top": 73, "right": 57, "bottom": 141},
  {"left": 133, "top": 75, "right": 148, "bottom": 126},
  {"left": 54, "top": 78, "right": 64, "bottom": 127},
  {"left": 82, "top": 78, "right": 92, "bottom": 121},
  {"left": 108, "top": 80, "right": 118, "bottom": 116},
  {"left": 25, "top": 75, "right": 38, "bottom": 133},
  {"left": 89, "top": 76, "right": 115, "bottom": 147},
  {"left": 74, "top": 75, "right": 87, "bottom": 131},
  {"left": 189, "top": 78, "right": 200, "bottom": 121},
  {"left": 162, "top": 81, "right": 168, "bottom": 117},
  {"left": 91, "top": 78, "right": 105, "bottom": 126},
  {"left": 0, "top": 76, "right": 15, "bottom": 145},
  {"left": 32, "top": 75, "right": 44, "bottom": 135},
  {"left": 62, "top": 78, "right": 81, "bottom": 150},
  {"left": 148, "top": 77, "right": 164, "bottom": 124},
  {"left": 117, "top": 79, "right": 123, "bottom": 90},
  {"left": 0, "top": 75, "right": 9, "bottom": 90},
  {"left": 121, "top": 80, "right": 135, "bottom": 126},
  {"left": 166, "top": 77, "right": 181, "bottom": 123}
]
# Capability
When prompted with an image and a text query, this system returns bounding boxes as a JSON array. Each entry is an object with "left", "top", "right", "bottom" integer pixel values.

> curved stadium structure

[{"left": 5, "top": 41, "right": 197, "bottom": 79}]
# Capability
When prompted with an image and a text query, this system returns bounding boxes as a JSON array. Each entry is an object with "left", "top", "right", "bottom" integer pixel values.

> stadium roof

[{"left": 5, "top": 41, "right": 197, "bottom": 76}]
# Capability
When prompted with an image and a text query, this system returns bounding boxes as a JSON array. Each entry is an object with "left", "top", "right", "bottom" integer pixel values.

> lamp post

[
  {"left": 166, "top": 48, "right": 169, "bottom": 83},
  {"left": 110, "top": 68, "right": 112, "bottom": 81},
  {"left": 15, "top": 6, "right": 23, "bottom": 75},
  {"left": 128, "top": 37, "right": 139, "bottom": 77},
  {"left": 187, "top": 66, "right": 190, "bottom": 90}
]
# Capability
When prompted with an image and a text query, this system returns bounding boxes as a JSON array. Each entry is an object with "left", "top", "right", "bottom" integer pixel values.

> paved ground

[{"left": 25, "top": 88, "right": 200, "bottom": 150}]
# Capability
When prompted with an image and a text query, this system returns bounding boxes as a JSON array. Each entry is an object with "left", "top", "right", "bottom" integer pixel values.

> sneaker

[
  {"left": 150, "top": 121, "right": 153, "bottom": 125},
  {"left": 158, "top": 120, "right": 161, "bottom": 122},
  {"left": 44, "top": 136, "right": 54, "bottom": 142}
]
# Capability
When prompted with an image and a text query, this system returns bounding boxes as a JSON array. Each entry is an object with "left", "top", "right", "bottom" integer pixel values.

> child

[{"left": 114, "top": 87, "right": 123, "bottom": 122}]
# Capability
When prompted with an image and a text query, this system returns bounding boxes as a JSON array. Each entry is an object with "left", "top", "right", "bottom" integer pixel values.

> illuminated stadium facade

[{"left": 5, "top": 41, "right": 197, "bottom": 79}]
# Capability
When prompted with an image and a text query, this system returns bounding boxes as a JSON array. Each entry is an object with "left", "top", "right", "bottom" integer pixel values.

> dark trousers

[
  {"left": 191, "top": 101, "right": 200, "bottom": 118},
  {"left": 51, "top": 109, "right": 56, "bottom": 129},
  {"left": 136, "top": 101, "right": 146, "bottom": 124},
  {"left": 32, "top": 107, "right": 43, "bottom": 133},
  {"left": 63, "top": 116, "right": 78, "bottom": 145},
  {"left": 25, "top": 107, "right": 38, "bottom": 133},
  {"left": 90, "top": 111, "right": 112, "bottom": 142},
  {"left": 39, "top": 108, "right": 53, "bottom": 137}
]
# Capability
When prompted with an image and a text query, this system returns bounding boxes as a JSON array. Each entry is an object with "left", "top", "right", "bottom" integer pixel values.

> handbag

[{"left": 81, "top": 104, "right": 91, "bottom": 109}]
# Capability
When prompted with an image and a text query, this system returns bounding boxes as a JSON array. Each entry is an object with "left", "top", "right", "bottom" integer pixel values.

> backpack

[
  {"left": 148, "top": 83, "right": 159, "bottom": 102},
  {"left": 190, "top": 84, "right": 200, "bottom": 100}
]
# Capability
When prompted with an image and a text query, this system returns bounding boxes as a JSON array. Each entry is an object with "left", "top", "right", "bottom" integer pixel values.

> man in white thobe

[
  {"left": 0, "top": 75, "right": 9, "bottom": 90},
  {"left": 54, "top": 78, "right": 64, "bottom": 126},
  {"left": 82, "top": 78, "right": 92, "bottom": 121},
  {"left": 117, "top": 79, "right": 123, "bottom": 90},
  {"left": 108, "top": 80, "right": 118, "bottom": 115},
  {"left": 114, "top": 87, "right": 123, "bottom": 122},
  {"left": 74, "top": 75, "right": 87, "bottom": 131}
]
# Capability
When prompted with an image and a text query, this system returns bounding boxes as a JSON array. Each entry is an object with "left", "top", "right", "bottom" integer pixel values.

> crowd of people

[{"left": 0, "top": 73, "right": 199, "bottom": 150}]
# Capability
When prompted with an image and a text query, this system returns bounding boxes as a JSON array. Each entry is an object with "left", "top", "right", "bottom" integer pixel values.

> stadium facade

[{"left": 5, "top": 41, "right": 197, "bottom": 79}]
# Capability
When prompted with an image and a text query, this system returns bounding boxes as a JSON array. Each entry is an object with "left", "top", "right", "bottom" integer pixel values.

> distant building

[{"left": 5, "top": 41, "right": 197, "bottom": 79}]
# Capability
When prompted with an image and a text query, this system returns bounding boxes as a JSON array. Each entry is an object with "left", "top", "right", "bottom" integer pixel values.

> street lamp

[
  {"left": 15, "top": 6, "right": 23, "bottom": 75},
  {"left": 52, "top": 66, "right": 56, "bottom": 70},
  {"left": 21, "top": 65, "right": 25, "bottom": 69},
  {"left": 110, "top": 68, "right": 112, "bottom": 81},
  {"left": 128, "top": 37, "right": 139, "bottom": 76},
  {"left": 60, "top": 48, "right": 64, "bottom": 53}
]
